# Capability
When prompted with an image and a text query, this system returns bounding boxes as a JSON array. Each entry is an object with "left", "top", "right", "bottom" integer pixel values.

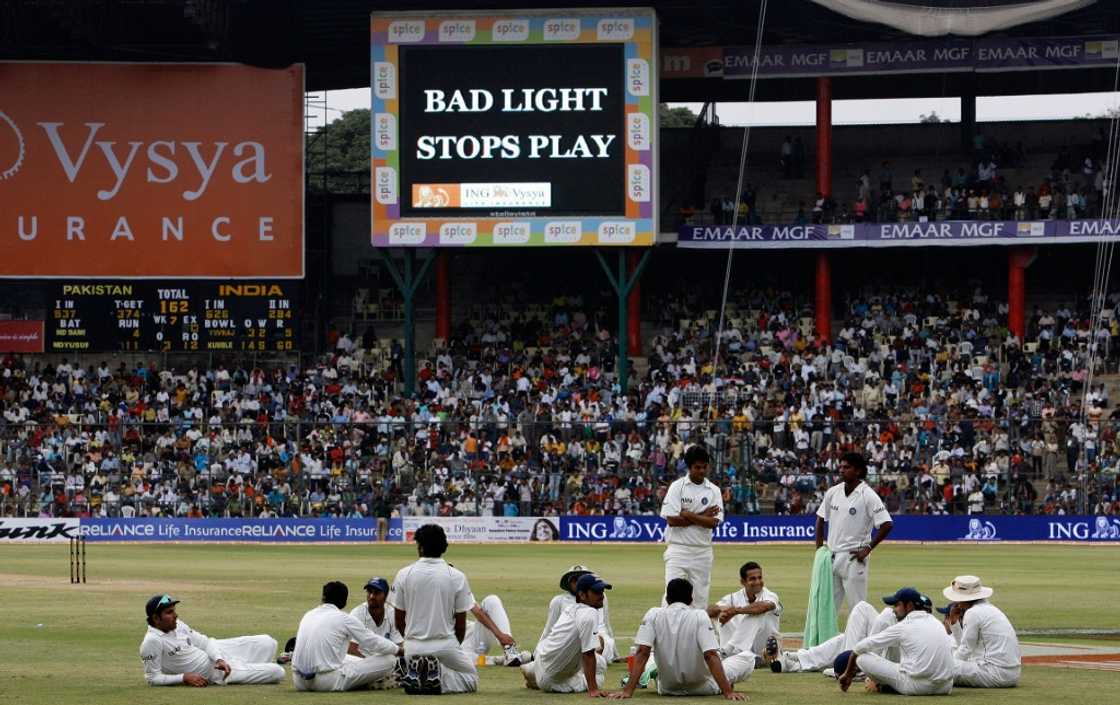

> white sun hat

[{"left": 942, "top": 575, "right": 994, "bottom": 602}]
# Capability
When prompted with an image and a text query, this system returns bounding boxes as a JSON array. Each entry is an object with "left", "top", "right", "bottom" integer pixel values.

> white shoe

[{"left": 771, "top": 652, "right": 801, "bottom": 673}]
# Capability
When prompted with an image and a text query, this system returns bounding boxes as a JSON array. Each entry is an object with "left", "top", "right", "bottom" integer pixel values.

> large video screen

[
  {"left": 399, "top": 44, "right": 625, "bottom": 218},
  {"left": 371, "top": 10, "right": 657, "bottom": 247}
]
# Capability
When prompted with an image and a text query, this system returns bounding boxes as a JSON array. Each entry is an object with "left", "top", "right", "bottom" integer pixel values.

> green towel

[{"left": 802, "top": 546, "right": 839, "bottom": 648}]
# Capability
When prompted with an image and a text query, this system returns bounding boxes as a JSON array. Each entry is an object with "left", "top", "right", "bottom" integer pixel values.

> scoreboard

[{"left": 47, "top": 282, "right": 299, "bottom": 352}]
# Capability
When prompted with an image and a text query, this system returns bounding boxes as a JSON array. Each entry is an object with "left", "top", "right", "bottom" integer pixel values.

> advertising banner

[
  {"left": 661, "top": 47, "right": 725, "bottom": 79},
  {"left": 401, "top": 516, "right": 560, "bottom": 542},
  {"left": 79, "top": 518, "right": 380, "bottom": 543},
  {"left": 0, "top": 320, "right": 44, "bottom": 352},
  {"left": 0, "top": 62, "right": 304, "bottom": 278},
  {"left": 717, "top": 35, "right": 1120, "bottom": 79},
  {"left": 371, "top": 9, "right": 658, "bottom": 247},
  {"left": 678, "top": 219, "right": 1120, "bottom": 250},
  {"left": 559, "top": 515, "right": 1120, "bottom": 543},
  {"left": 0, "top": 517, "right": 80, "bottom": 542}
]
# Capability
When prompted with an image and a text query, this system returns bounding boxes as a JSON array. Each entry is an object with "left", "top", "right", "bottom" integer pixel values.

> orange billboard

[{"left": 0, "top": 62, "right": 304, "bottom": 278}]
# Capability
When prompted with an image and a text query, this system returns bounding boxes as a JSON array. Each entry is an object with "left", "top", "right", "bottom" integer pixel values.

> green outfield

[{"left": 2, "top": 543, "right": 1118, "bottom": 704}]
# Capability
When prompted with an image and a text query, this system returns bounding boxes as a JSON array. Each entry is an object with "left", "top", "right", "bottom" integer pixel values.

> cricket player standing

[
  {"left": 815, "top": 452, "right": 893, "bottom": 614},
  {"left": 660, "top": 445, "right": 724, "bottom": 609}
]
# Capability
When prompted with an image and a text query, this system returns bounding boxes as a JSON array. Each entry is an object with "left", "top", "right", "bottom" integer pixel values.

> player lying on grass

[
  {"left": 523, "top": 573, "right": 612, "bottom": 696},
  {"left": 613, "top": 578, "right": 753, "bottom": 700},
  {"left": 140, "top": 594, "right": 284, "bottom": 687}
]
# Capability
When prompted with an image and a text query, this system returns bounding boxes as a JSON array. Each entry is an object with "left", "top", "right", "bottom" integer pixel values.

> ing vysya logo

[
  {"left": 962, "top": 518, "right": 998, "bottom": 540},
  {"left": 609, "top": 517, "right": 644, "bottom": 539},
  {"left": 1, "top": 118, "right": 272, "bottom": 200},
  {"left": 1092, "top": 516, "right": 1120, "bottom": 539},
  {"left": 0, "top": 110, "right": 25, "bottom": 180}
]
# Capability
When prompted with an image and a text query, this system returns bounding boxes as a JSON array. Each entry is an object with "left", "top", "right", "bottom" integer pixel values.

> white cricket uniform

[
  {"left": 291, "top": 603, "right": 400, "bottom": 692},
  {"left": 389, "top": 557, "right": 479, "bottom": 693},
  {"left": 635, "top": 603, "right": 755, "bottom": 696},
  {"left": 852, "top": 611, "right": 954, "bottom": 695},
  {"left": 349, "top": 603, "right": 403, "bottom": 644},
  {"left": 788, "top": 602, "right": 898, "bottom": 671},
  {"left": 525, "top": 602, "right": 607, "bottom": 692},
  {"left": 949, "top": 601, "right": 1021, "bottom": 688},
  {"left": 715, "top": 587, "right": 782, "bottom": 658},
  {"left": 539, "top": 593, "right": 617, "bottom": 662},
  {"left": 139, "top": 620, "right": 283, "bottom": 686},
  {"left": 660, "top": 475, "right": 724, "bottom": 609},
  {"left": 817, "top": 481, "right": 891, "bottom": 612},
  {"left": 462, "top": 594, "right": 513, "bottom": 656}
]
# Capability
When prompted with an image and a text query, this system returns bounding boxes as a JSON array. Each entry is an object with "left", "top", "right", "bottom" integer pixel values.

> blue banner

[
  {"left": 72, "top": 515, "right": 1120, "bottom": 543},
  {"left": 559, "top": 515, "right": 1120, "bottom": 543},
  {"left": 81, "top": 518, "right": 387, "bottom": 543},
  {"left": 678, "top": 220, "right": 1120, "bottom": 250}
]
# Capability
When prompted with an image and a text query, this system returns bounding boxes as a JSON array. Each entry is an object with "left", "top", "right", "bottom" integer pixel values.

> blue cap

[
  {"left": 936, "top": 601, "right": 955, "bottom": 616},
  {"left": 575, "top": 574, "right": 612, "bottom": 593},
  {"left": 883, "top": 587, "right": 924, "bottom": 605},
  {"left": 918, "top": 594, "right": 934, "bottom": 612},
  {"left": 834, "top": 650, "right": 854, "bottom": 675},
  {"left": 363, "top": 577, "right": 390, "bottom": 593},
  {"left": 145, "top": 594, "right": 180, "bottom": 620}
]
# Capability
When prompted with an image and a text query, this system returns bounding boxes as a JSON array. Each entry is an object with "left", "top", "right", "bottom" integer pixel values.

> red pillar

[
  {"left": 1008, "top": 247, "right": 1036, "bottom": 340},
  {"left": 816, "top": 77, "right": 832, "bottom": 198},
  {"left": 815, "top": 77, "right": 833, "bottom": 342},
  {"left": 627, "top": 250, "right": 642, "bottom": 355},
  {"left": 815, "top": 252, "right": 832, "bottom": 342},
  {"left": 435, "top": 251, "right": 451, "bottom": 340}
]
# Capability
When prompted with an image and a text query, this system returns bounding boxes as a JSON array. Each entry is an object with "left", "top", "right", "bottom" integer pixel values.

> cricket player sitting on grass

[
  {"left": 834, "top": 588, "right": 954, "bottom": 696},
  {"left": 523, "top": 573, "right": 612, "bottom": 696},
  {"left": 939, "top": 576, "right": 1021, "bottom": 689},
  {"left": 613, "top": 578, "right": 753, "bottom": 700},
  {"left": 770, "top": 595, "right": 933, "bottom": 675},
  {"left": 540, "top": 565, "right": 619, "bottom": 663},
  {"left": 291, "top": 581, "right": 404, "bottom": 692},
  {"left": 139, "top": 594, "right": 284, "bottom": 687},
  {"left": 708, "top": 561, "right": 781, "bottom": 667}
]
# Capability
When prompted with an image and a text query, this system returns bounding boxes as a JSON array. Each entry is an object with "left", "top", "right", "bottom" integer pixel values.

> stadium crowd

[
  {"left": 2, "top": 287, "right": 1119, "bottom": 521},
  {"left": 828, "top": 139, "right": 1109, "bottom": 225},
  {"left": 704, "top": 133, "right": 1113, "bottom": 226}
]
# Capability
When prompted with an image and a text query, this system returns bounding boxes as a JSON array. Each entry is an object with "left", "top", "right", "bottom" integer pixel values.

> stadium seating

[{"left": 2, "top": 285, "right": 1118, "bottom": 521}]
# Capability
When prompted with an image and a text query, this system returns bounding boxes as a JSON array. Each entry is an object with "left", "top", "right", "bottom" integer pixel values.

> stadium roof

[{"left": 2, "top": 0, "right": 1118, "bottom": 99}]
